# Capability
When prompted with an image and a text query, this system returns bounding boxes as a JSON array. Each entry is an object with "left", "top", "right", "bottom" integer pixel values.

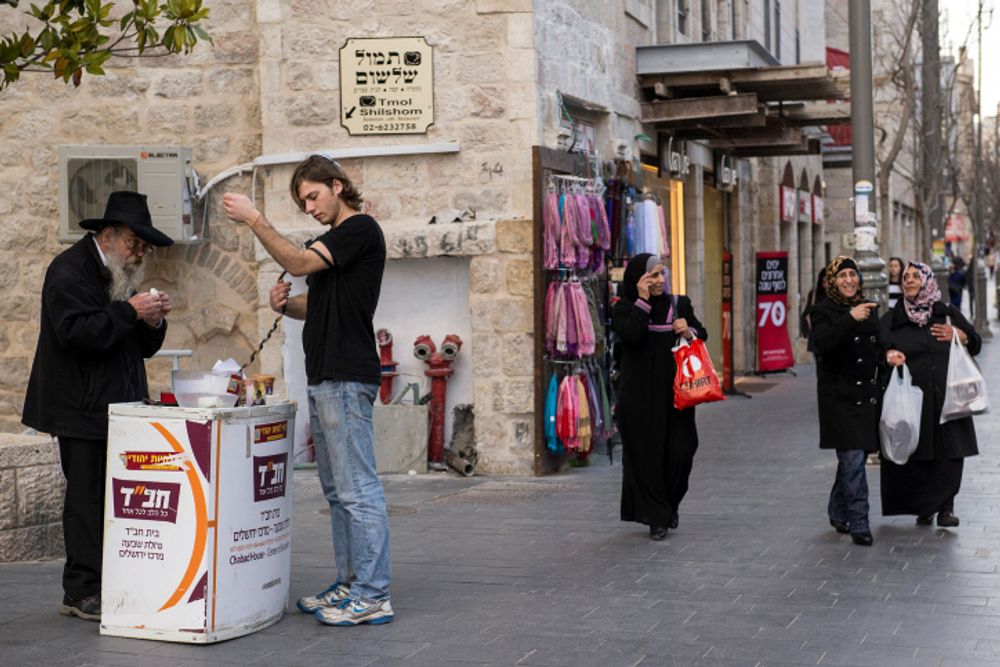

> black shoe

[
  {"left": 850, "top": 532, "right": 874, "bottom": 547},
  {"left": 937, "top": 511, "right": 960, "bottom": 527},
  {"left": 916, "top": 515, "right": 934, "bottom": 526},
  {"left": 829, "top": 518, "right": 849, "bottom": 534},
  {"left": 649, "top": 525, "right": 669, "bottom": 541},
  {"left": 669, "top": 511, "right": 679, "bottom": 530},
  {"left": 59, "top": 593, "right": 101, "bottom": 621}
]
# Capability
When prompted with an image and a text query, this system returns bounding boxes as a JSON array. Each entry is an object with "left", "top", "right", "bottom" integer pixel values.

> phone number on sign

[{"left": 363, "top": 122, "right": 418, "bottom": 132}]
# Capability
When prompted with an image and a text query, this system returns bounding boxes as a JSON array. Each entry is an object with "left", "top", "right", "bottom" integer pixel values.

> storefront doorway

[{"left": 703, "top": 185, "right": 724, "bottom": 368}]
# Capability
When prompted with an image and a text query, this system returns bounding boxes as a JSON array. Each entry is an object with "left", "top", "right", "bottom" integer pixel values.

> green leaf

[
  {"left": 85, "top": 62, "right": 103, "bottom": 75},
  {"left": 119, "top": 11, "right": 132, "bottom": 31},
  {"left": 19, "top": 34, "right": 34, "bottom": 57}
]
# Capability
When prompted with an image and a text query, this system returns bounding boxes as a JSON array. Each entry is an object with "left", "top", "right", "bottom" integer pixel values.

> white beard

[{"left": 106, "top": 252, "right": 146, "bottom": 302}]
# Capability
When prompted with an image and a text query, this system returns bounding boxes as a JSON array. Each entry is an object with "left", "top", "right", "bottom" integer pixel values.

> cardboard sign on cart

[{"left": 101, "top": 402, "right": 295, "bottom": 643}]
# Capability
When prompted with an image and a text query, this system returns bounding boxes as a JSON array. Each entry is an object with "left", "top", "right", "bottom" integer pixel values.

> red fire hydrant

[
  {"left": 414, "top": 334, "right": 463, "bottom": 467},
  {"left": 376, "top": 328, "right": 398, "bottom": 405}
]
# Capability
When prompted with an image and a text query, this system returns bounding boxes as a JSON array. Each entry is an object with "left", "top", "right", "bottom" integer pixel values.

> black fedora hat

[{"left": 79, "top": 191, "right": 174, "bottom": 247}]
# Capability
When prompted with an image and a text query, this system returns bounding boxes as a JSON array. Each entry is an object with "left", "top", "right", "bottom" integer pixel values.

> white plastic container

[
  {"left": 171, "top": 370, "right": 240, "bottom": 408},
  {"left": 101, "top": 402, "right": 295, "bottom": 643}
]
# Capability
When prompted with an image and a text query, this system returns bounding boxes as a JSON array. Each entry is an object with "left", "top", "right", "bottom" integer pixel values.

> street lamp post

[
  {"left": 849, "top": 0, "right": 886, "bottom": 304},
  {"left": 972, "top": 1, "right": 991, "bottom": 334}
]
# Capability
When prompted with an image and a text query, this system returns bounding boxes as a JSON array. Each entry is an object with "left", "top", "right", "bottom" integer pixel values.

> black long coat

[
  {"left": 808, "top": 298, "right": 882, "bottom": 452},
  {"left": 22, "top": 235, "right": 166, "bottom": 441},
  {"left": 879, "top": 300, "right": 981, "bottom": 460},
  {"left": 613, "top": 294, "right": 706, "bottom": 526}
]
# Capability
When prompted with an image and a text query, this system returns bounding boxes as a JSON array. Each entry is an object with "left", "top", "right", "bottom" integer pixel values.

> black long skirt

[{"left": 880, "top": 457, "right": 963, "bottom": 516}]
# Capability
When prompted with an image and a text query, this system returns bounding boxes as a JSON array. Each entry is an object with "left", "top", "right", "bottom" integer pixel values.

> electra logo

[
  {"left": 253, "top": 453, "right": 287, "bottom": 502},
  {"left": 112, "top": 478, "right": 181, "bottom": 523}
]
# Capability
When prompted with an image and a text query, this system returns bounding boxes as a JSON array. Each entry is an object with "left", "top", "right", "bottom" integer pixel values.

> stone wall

[
  {"left": 0, "top": 434, "right": 64, "bottom": 562},
  {"left": 0, "top": 0, "right": 265, "bottom": 431}
]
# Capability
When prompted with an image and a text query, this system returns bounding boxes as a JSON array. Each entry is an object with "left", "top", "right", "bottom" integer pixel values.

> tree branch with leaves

[{"left": 0, "top": 0, "right": 211, "bottom": 91}]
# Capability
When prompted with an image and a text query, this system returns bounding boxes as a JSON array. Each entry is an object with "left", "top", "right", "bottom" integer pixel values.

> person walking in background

[
  {"left": 947, "top": 256, "right": 966, "bottom": 310},
  {"left": 801, "top": 268, "right": 828, "bottom": 357},
  {"left": 887, "top": 257, "right": 904, "bottom": 310},
  {"left": 224, "top": 155, "right": 393, "bottom": 626},
  {"left": 22, "top": 192, "right": 173, "bottom": 621},
  {"left": 613, "top": 253, "right": 706, "bottom": 541},
  {"left": 881, "top": 262, "right": 981, "bottom": 528},
  {"left": 807, "top": 256, "right": 880, "bottom": 547}
]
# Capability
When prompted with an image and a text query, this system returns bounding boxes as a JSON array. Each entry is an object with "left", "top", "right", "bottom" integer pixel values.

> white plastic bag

[
  {"left": 879, "top": 364, "right": 923, "bottom": 465},
  {"left": 940, "top": 322, "right": 989, "bottom": 423}
]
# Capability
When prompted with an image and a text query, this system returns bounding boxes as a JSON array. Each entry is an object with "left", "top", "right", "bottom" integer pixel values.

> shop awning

[{"left": 636, "top": 40, "right": 850, "bottom": 157}]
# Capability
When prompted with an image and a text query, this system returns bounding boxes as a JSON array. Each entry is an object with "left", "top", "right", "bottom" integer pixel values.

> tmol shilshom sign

[{"left": 340, "top": 37, "right": 434, "bottom": 135}]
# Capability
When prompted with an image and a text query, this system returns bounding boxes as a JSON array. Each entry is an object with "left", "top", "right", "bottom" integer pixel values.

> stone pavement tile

[
  {"left": 808, "top": 643, "right": 937, "bottom": 666},
  {"left": 702, "top": 637, "right": 824, "bottom": 664},
  {"left": 294, "top": 636, "right": 429, "bottom": 659},
  {"left": 256, "top": 655, "right": 379, "bottom": 667}
]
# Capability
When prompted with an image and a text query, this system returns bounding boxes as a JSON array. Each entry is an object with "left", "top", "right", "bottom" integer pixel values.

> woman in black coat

[
  {"left": 613, "top": 253, "right": 706, "bottom": 541},
  {"left": 881, "top": 261, "right": 981, "bottom": 527},
  {"left": 808, "top": 256, "right": 881, "bottom": 546}
]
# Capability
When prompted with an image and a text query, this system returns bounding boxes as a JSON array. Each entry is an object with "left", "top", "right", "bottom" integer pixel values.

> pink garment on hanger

[{"left": 543, "top": 192, "right": 560, "bottom": 269}]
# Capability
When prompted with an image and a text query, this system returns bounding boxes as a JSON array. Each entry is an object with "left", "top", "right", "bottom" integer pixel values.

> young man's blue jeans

[
  {"left": 828, "top": 449, "right": 870, "bottom": 534},
  {"left": 307, "top": 381, "right": 391, "bottom": 602}
]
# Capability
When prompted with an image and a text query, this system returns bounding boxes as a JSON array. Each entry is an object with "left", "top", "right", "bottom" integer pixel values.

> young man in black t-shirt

[{"left": 223, "top": 155, "right": 392, "bottom": 626}]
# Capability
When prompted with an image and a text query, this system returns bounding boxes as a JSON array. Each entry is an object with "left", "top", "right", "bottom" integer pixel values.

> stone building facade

[{"left": 2, "top": 0, "right": 838, "bottom": 474}]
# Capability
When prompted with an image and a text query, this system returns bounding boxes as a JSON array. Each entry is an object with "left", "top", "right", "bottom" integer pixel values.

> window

[
  {"left": 775, "top": 0, "right": 781, "bottom": 60},
  {"left": 764, "top": 0, "right": 771, "bottom": 51},
  {"left": 678, "top": 0, "right": 688, "bottom": 35}
]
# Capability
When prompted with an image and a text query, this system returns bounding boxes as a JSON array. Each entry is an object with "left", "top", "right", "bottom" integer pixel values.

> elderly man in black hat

[{"left": 22, "top": 191, "right": 174, "bottom": 621}]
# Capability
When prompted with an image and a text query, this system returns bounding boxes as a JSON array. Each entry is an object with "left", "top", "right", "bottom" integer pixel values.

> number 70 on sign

[{"left": 757, "top": 301, "right": 787, "bottom": 327}]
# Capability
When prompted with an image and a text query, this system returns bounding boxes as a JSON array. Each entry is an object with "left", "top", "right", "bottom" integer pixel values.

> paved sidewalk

[{"left": 4, "top": 327, "right": 1000, "bottom": 666}]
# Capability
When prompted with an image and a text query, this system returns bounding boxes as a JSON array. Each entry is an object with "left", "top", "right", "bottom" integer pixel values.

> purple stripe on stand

[{"left": 648, "top": 324, "right": 673, "bottom": 332}]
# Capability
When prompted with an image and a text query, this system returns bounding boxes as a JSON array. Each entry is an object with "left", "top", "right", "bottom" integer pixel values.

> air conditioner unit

[{"left": 59, "top": 145, "right": 201, "bottom": 244}]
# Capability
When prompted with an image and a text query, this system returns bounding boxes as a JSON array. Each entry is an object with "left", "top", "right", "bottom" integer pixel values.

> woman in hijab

[
  {"left": 808, "top": 256, "right": 881, "bottom": 546},
  {"left": 613, "top": 253, "right": 706, "bottom": 541},
  {"left": 881, "top": 261, "right": 981, "bottom": 527}
]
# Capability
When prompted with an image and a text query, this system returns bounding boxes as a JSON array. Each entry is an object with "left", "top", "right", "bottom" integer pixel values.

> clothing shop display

[{"left": 541, "top": 173, "right": 618, "bottom": 458}]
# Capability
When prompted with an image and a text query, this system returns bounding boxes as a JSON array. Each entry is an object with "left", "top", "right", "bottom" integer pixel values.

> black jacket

[
  {"left": 22, "top": 235, "right": 166, "bottom": 440},
  {"left": 808, "top": 298, "right": 882, "bottom": 452},
  {"left": 879, "top": 300, "right": 981, "bottom": 460}
]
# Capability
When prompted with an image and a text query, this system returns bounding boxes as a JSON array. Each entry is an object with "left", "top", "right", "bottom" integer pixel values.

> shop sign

[
  {"left": 945, "top": 214, "right": 970, "bottom": 242},
  {"left": 797, "top": 190, "right": 812, "bottom": 223},
  {"left": 714, "top": 153, "right": 738, "bottom": 192},
  {"left": 812, "top": 195, "right": 824, "bottom": 225},
  {"left": 340, "top": 36, "right": 434, "bottom": 135},
  {"left": 658, "top": 134, "right": 691, "bottom": 179},
  {"left": 780, "top": 186, "right": 797, "bottom": 223},
  {"left": 722, "top": 251, "right": 734, "bottom": 391},
  {"left": 755, "top": 252, "right": 795, "bottom": 373}
]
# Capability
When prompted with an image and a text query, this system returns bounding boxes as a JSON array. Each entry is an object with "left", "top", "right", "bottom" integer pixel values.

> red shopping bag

[{"left": 673, "top": 337, "right": 726, "bottom": 410}]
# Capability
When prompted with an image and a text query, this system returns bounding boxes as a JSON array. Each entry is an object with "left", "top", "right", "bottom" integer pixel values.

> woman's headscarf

[
  {"left": 622, "top": 253, "right": 672, "bottom": 324},
  {"left": 902, "top": 261, "right": 940, "bottom": 326},
  {"left": 823, "top": 255, "right": 865, "bottom": 307}
]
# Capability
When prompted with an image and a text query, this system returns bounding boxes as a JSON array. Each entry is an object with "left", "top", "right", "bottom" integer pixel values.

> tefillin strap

[{"left": 241, "top": 269, "right": 289, "bottom": 372}]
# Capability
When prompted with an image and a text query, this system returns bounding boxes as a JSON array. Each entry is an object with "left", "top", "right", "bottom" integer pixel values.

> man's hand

[
  {"left": 129, "top": 292, "right": 163, "bottom": 323},
  {"left": 146, "top": 291, "right": 172, "bottom": 327},
  {"left": 270, "top": 281, "right": 291, "bottom": 314},
  {"left": 222, "top": 193, "right": 259, "bottom": 226}
]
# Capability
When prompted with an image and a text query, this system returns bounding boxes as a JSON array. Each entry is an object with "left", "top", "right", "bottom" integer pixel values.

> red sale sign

[{"left": 755, "top": 251, "right": 795, "bottom": 372}]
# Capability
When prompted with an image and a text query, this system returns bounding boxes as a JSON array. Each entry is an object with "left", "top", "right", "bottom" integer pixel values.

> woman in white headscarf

[{"left": 881, "top": 261, "right": 982, "bottom": 528}]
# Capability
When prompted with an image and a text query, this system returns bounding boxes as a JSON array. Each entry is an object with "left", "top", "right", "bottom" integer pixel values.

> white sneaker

[
  {"left": 314, "top": 598, "right": 394, "bottom": 626},
  {"left": 296, "top": 582, "right": 350, "bottom": 613}
]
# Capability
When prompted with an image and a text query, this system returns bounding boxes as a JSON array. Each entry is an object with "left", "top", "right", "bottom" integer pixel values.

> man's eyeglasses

[{"left": 123, "top": 237, "right": 154, "bottom": 256}]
